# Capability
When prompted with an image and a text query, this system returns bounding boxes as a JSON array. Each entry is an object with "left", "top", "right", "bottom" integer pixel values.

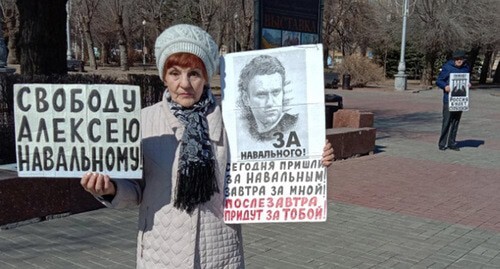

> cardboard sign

[
  {"left": 221, "top": 45, "right": 327, "bottom": 223},
  {"left": 14, "top": 84, "right": 142, "bottom": 178},
  {"left": 449, "top": 73, "right": 469, "bottom": 111}
]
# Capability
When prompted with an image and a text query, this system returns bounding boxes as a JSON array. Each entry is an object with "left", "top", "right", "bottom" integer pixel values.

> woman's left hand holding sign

[{"left": 81, "top": 172, "right": 116, "bottom": 197}]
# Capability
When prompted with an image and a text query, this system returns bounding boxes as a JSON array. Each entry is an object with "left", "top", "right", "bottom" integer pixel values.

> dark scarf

[{"left": 166, "top": 88, "right": 219, "bottom": 213}]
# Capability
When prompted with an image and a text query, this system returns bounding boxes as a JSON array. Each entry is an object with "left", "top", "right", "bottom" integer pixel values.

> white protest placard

[
  {"left": 221, "top": 44, "right": 327, "bottom": 223},
  {"left": 14, "top": 84, "right": 142, "bottom": 178},
  {"left": 449, "top": 73, "right": 469, "bottom": 111}
]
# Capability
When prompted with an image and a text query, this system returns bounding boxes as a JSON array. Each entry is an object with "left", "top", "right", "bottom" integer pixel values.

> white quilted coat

[{"left": 101, "top": 94, "right": 245, "bottom": 268}]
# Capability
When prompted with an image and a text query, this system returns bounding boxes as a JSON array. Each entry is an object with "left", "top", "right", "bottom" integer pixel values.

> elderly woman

[{"left": 81, "top": 24, "right": 334, "bottom": 268}]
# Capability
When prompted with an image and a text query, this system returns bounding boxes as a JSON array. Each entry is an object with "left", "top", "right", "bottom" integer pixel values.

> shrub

[{"left": 336, "top": 54, "right": 385, "bottom": 87}]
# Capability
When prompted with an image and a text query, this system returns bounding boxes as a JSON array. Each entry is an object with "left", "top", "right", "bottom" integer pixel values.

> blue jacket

[{"left": 436, "top": 60, "right": 470, "bottom": 103}]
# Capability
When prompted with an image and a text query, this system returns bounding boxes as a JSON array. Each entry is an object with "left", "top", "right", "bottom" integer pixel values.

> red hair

[{"left": 165, "top": 53, "right": 208, "bottom": 80}]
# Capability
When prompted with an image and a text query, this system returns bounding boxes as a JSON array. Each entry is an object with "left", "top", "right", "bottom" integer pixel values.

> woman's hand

[
  {"left": 322, "top": 140, "right": 334, "bottom": 167},
  {"left": 80, "top": 172, "right": 116, "bottom": 197}
]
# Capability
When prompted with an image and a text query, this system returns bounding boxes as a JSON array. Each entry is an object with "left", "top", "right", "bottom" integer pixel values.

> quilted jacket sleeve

[
  {"left": 436, "top": 61, "right": 451, "bottom": 90},
  {"left": 97, "top": 178, "right": 144, "bottom": 209}
]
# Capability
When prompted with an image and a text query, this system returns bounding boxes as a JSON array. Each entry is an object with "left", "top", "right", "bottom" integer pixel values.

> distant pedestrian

[{"left": 436, "top": 50, "right": 470, "bottom": 151}]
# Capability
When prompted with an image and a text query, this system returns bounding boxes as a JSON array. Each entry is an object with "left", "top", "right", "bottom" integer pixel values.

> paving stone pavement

[{"left": 1, "top": 82, "right": 500, "bottom": 268}]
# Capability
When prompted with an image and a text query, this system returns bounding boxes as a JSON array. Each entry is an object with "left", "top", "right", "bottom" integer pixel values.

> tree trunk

[
  {"left": 80, "top": 29, "right": 85, "bottom": 60},
  {"left": 81, "top": 17, "right": 97, "bottom": 70},
  {"left": 5, "top": 8, "right": 19, "bottom": 64},
  {"left": 241, "top": 0, "right": 253, "bottom": 51},
  {"left": 16, "top": 0, "right": 68, "bottom": 75},
  {"left": 420, "top": 52, "right": 436, "bottom": 86},
  {"left": 467, "top": 46, "right": 480, "bottom": 79},
  {"left": 118, "top": 40, "right": 128, "bottom": 71},
  {"left": 493, "top": 61, "right": 500, "bottom": 83},
  {"left": 479, "top": 48, "right": 493, "bottom": 84},
  {"left": 115, "top": 17, "right": 128, "bottom": 71},
  {"left": 100, "top": 41, "right": 110, "bottom": 65},
  {"left": 243, "top": 17, "right": 253, "bottom": 50}
]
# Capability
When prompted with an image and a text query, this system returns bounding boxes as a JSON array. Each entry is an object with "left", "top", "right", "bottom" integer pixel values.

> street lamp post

[
  {"left": 394, "top": 0, "right": 409, "bottom": 91},
  {"left": 142, "top": 20, "right": 146, "bottom": 68}
]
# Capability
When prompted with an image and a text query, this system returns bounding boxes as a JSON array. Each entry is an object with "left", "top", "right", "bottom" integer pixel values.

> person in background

[
  {"left": 436, "top": 50, "right": 470, "bottom": 151},
  {"left": 80, "top": 24, "right": 335, "bottom": 268}
]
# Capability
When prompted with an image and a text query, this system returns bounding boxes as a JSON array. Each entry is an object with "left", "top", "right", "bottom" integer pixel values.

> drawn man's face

[{"left": 245, "top": 73, "right": 284, "bottom": 131}]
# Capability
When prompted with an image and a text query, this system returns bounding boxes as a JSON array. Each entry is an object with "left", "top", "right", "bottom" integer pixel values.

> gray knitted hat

[{"left": 155, "top": 24, "right": 219, "bottom": 81}]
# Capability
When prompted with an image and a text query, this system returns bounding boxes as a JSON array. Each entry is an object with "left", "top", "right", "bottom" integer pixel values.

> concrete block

[
  {"left": 333, "top": 109, "right": 374, "bottom": 128},
  {"left": 326, "top": 127, "right": 376, "bottom": 160}
]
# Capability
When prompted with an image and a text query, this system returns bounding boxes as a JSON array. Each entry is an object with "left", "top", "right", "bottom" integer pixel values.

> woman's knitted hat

[{"left": 155, "top": 24, "right": 219, "bottom": 81}]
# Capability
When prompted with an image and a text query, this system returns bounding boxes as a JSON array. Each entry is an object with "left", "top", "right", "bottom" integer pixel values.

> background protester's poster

[
  {"left": 14, "top": 84, "right": 142, "bottom": 179},
  {"left": 221, "top": 45, "right": 327, "bottom": 223},
  {"left": 449, "top": 73, "right": 469, "bottom": 111}
]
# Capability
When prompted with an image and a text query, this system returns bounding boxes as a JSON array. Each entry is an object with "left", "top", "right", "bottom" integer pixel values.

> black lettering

[
  {"left": 17, "top": 87, "right": 31, "bottom": 111},
  {"left": 88, "top": 89, "right": 101, "bottom": 112},
  {"left": 70, "top": 88, "right": 84, "bottom": 112},
  {"left": 105, "top": 147, "right": 115, "bottom": 170},
  {"left": 35, "top": 87, "right": 49, "bottom": 112},
  {"left": 103, "top": 90, "right": 119, "bottom": 112},
  {"left": 286, "top": 131, "right": 301, "bottom": 147},
  {"left": 36, "top": 118, "right": 49, "bottom": 142},
  {"left": 56, "top": 147, "right": 68, "bottom": 171},
  {"left": 92, "top": 147, "right": 103, "bottom": 172},
  {"left": 32, "top": 147, "right": 42, "bottom": 171},
  {"left": 17, "top": 145, "right": 30, "bottom": 171},
  {"left": 130, "top": 146, "right": 140, "bottom": 170},
  {"left": 273, "top": 132, "right": 285, "bottom": 148},
  {"left": 70, "top": 147, "right": 80, "bottom": 171},
  {"left": 43, "top": 146, "right": 54, "bottom": 170},
  {"left": 17, "top": 116, "right": 32, "bottom": 142},
  {"left": 123, "top": 89, "right": 137, "bottom": 112},
  {"left": 88, "top": 119, "right": 101, "bottom": 142},
  {"left": 124, "top": 118, "right": 140, "bottom": 142},
  {"left": 52, "top": 88, "right": 66, "bottom": 112},
  {"left": 116, "top": 147, "right": 128, "bottom": 171},
  {"left": 53, "top": 118, "right": 66, "bottom": 142},
  {"left": 70, "top": 118, "right": 84, "bottom": 143},
  {"left": 106, "top": 119, "right": 118, "bottom": 142}
]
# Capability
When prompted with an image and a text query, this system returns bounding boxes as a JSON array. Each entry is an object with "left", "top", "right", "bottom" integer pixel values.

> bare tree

[
  {"left": 410, "top": 0, "right": 499, "bottom": 85},
  {"left": 74, "top": 0, "right": 99, "bottom": 70},
  {"left": 323, "top": 0, "right": 380, "bottom": 57},
  {"left": 325, "top": 0, "right": 355, "bottom": 56},
  {"left": 368, "top": 1, "right": 403, "bottom": 75},
  {"left": 91, "top": 6, "right": 115, "bottom": 66},
  {"left": 0, "top": 0, "right": 18, "bottom": 64},
  {"left": 236, "top": 0, "right": 253, "bottom": 51},
  {"left": 199, "top": 0, "right": 218, "bottom": 32},
  {"left": 101, "top": 0, "right": 130, "bottom": 71},
  {"left": 475, "top": 1, "right": 500, "bottom": 83},
  {"left": 134, "top": 0, "right": 169, "bottom": 37}
]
